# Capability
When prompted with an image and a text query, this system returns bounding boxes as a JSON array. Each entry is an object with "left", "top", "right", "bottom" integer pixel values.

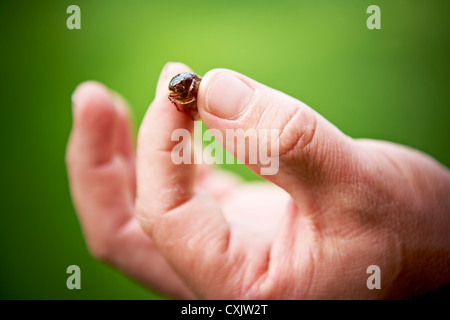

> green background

[{"left": 0, "top": 0, "right": 449, "bottom": 299}]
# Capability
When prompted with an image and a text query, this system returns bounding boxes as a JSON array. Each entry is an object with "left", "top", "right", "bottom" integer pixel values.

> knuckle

[{"left": 278, "top": 106, "right": 318, "bottom": 160}]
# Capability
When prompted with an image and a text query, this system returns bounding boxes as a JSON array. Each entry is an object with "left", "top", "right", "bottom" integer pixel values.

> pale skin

[{"left": 66, "top": 62, "right": 450, "bottom": 299}]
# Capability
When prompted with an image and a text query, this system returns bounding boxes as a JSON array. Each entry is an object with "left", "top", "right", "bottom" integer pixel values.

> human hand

[{"left": 67, "top": 62, "right": 450, "bottom": 299}]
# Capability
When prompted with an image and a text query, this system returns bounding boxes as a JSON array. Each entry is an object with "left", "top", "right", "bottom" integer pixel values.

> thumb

[{"left": 197, "top": 69, "right": 358, "bottom": 198}]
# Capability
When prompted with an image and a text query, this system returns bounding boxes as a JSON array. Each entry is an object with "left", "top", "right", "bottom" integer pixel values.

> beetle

[{"left": 168, "top": 72, "right": 202, "bottom": 120}]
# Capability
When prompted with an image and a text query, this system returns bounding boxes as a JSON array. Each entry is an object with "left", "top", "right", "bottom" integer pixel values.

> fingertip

[
  {"left": 69, "top": 81, "right": 118, "bottom": 165},
  {"left": 197, "top": 68, "right": 254, "bottom": 120},
  {"left": 72, "top": 81, "right": 111, "bottom": 109},
  {"left": 72, "top": 81, "right": 116, "bottom": 124},
  {"left": 155, "top": 62, "right": 193, "bottom": 97},
  {"left": 143, "top": 62, "right": 195, "bottom": 128},
  {"left": 197, "top": 68, "right": 227, "bottom": 107}
]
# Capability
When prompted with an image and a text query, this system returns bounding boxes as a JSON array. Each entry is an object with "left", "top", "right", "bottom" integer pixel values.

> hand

[{"left": 66, "top": 62, "right": 450, "bottom": 299}]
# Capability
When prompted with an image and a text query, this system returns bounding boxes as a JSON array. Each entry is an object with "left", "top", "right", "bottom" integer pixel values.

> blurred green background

[{"left": 0, "top": 0, "right": 449, "bottom": 299}]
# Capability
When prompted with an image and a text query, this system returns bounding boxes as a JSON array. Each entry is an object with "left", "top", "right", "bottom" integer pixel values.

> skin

[{"left": 66, "top": 62, "right": 450, "bottom": 299}]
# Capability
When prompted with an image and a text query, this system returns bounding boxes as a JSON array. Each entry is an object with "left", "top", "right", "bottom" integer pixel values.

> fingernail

[{"left": 205, "top": 73, "right": 253, "bottom": 119}]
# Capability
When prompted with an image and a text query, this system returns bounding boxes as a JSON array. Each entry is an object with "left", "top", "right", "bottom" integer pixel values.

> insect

[{"left": 168, "top": 72, "right": 202, "bottom": 120}]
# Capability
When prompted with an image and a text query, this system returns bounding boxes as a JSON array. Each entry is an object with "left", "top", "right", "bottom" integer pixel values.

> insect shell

[{"left": 168, "top": 72, "right": 202, "bottom": 120}]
